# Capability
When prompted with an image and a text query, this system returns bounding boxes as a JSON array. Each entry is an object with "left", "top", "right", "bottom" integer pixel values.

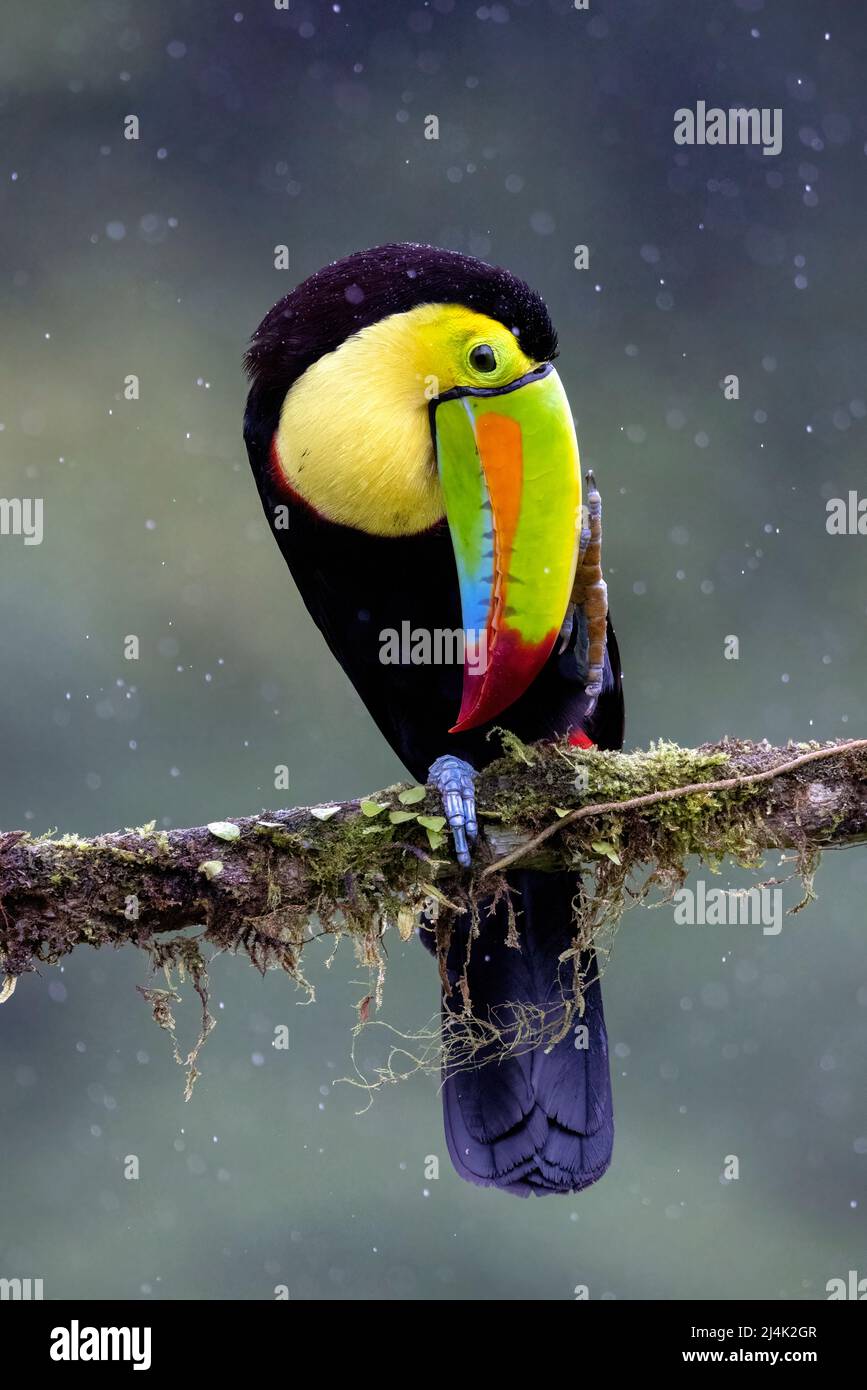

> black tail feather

[{"left": 423, "top": 869, "right": 614, "bottom": 1196}]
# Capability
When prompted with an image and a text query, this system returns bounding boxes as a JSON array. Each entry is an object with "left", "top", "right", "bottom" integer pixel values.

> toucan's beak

[{"left": 430, "top": 362, "right": 582, "bottom": 733}]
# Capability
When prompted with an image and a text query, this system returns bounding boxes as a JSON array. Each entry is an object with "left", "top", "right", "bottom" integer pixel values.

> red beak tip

[
  {"left": 448, "top": 714, "right": 478, "bottom": 734},
  {"left": 450, "top": 690, "right": 485, "bottom": 734}
]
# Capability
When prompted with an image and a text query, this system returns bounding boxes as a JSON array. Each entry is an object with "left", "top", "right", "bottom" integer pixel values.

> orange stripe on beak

[{"left": 450, "top": 413, "right": 524, "bottom": 731}]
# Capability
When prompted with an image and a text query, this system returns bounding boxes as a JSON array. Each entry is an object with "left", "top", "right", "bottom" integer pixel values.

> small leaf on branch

[
  {"left": 398, "top": 785, "right": 427, "bottom": 805},
  {"left": 207, "top": 821, "right": 240, "bottom": 842},
  {"left": 591, "top": 840, "right": 622, "bottom": 864}
]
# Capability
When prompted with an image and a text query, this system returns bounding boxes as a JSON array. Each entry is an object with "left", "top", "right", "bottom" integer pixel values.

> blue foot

[{"left": 428, "top": 755, "right": 478, "bottom": 868}]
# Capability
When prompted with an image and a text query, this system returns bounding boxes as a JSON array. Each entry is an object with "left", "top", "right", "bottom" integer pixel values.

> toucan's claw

[
  {"left": 568, "top": 470, "right": 609, "bottom": 699},
  {"left": 428, "top": 754, "right": 478, "bottom": 868}
]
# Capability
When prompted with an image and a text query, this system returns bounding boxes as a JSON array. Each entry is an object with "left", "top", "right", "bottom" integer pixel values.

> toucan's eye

[{"left": 469, "top": 343, "right": 497, "bottom": 373}]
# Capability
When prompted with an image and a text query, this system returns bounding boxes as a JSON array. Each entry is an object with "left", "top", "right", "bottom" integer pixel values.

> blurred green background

[{"left": 1, "top": 0, "right": 865, "bottom": 1300}]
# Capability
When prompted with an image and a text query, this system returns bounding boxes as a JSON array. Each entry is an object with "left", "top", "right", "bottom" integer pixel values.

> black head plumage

[{"left": 244, "top": 242, "right": 558, "bottom": 433}]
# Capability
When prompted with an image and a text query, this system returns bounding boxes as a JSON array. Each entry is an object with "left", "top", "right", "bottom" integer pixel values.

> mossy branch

[
  {"left": 1, "top": 736, "right": 865, "bottom": 994},
  {"left": 1, "top": 736, "right": 865, "bottom": 1093}
]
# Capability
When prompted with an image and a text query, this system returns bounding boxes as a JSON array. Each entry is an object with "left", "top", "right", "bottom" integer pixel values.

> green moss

[
  {"left": 253, "top": 823, "right": 304, "bottom": 854},
  {"left": 251, "top": 741, "right": 787, "bottom": 958},
  {"left": 490, "top": 726, "right": 537, "bottom": 766},
  {"left": 7, "top": 734, "right": 856, "bottom": 1100}
]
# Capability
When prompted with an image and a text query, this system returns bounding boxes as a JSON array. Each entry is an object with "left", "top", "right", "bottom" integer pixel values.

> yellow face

[{"left": 272, "top": 303, "right": 538, "bottom": 536}]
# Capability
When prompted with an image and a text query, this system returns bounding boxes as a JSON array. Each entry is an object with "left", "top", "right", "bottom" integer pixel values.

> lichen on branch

[{"left": 1, "top": 736, "right": 865, "bottom": 1091}]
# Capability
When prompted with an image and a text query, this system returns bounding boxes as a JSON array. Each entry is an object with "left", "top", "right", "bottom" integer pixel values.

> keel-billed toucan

[{"left": 244, "top": 244, "right": 624, "bottom": 1196}]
